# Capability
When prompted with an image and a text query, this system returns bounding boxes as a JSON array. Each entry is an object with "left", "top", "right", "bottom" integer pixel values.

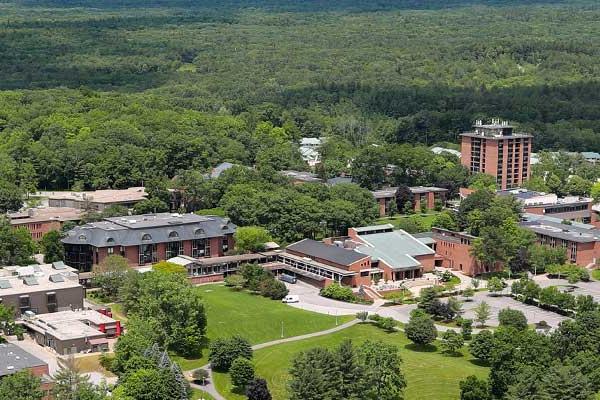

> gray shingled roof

[
  {"left": 286, "top": 239, "right": 368, "bottom": 266},
  {"left": 62, "top": 213, "right": 236, "bottom": 247},
  {"left": 0, "top": 343, "right": 47, "bottom": 377}
]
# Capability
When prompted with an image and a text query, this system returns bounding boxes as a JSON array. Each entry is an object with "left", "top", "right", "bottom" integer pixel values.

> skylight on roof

[
  {"left": 23, "top": 276, "right": 39, "bottom": 286},
  {"left": 49, "top": 274, "right": 65, "bottom": 283},
  {"left": 0, "top": 280, "right": 11, "bottom": 289}
]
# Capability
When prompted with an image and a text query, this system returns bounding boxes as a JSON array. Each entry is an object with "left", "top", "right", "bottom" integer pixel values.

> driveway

[{"left": 285, "top": 280, "right": 379, "bottom": 315}]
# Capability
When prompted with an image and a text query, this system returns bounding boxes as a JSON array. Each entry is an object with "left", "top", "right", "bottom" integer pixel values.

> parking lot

[{"left": 284, "top": 279, "right": 570, "bottom": 329}]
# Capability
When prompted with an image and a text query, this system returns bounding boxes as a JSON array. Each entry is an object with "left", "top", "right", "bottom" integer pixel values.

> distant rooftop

[
  {"left": 210, "top": 162, "right": 237, "bottom": 179},
  {"left": 0, "top": 343, "right": 47, "bottom": 377},
  {"left": 371, "top": 186, "right": 447, "bottom": 199},
  {"left": 460, "top": 119, "right": 532, "bottom": 140},
  {"left": 279, "top": 170, "right": 323, "bottom": 183},
  {"left": 326, "top": 176, "right": 353, "bottom": 186},
  {"left": 47, "top": 187, "right": 147, "bottom": 205},
  {"left": 0, "top": 263, "right": 81, "bottom": 297},
  {"left": 430, "top": 147, "right": 461, "bottom": 158},
  {"left": 300, "top": 137, "right": 322, "bottom": 147},
  {"left": 9, "top": 207, "right": 83, "bottom": 225}
]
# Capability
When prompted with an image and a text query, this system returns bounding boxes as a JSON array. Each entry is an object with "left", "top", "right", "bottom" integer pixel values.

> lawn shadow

[
  {"left": 441, "top": 351, "right": 464, "bottom": 358},
  {"left": 405, "top": 343, "right": 437, "bottom": 352},
  {"left": 469, "top": 358, "right": 490, "bottom": 367}
]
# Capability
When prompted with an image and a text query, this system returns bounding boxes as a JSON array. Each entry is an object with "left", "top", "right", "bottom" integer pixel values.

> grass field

[
  {"left": 74, "top": 354, "right": 116, "bottom": 378},
  {"left": 376, "top": 213, "right": 439, "bottom": 231},
  {"left": 592, "top": 269, "right": 600, "bottom": 281},
  {"left": 191, "top": 388, "right": 215, "bottom": 400},
  {"left": 214, "top": 323, "right": 489, "bottom": 400},
  {"left": 172, "top": 284, "right": 353, "bottom": 370}
]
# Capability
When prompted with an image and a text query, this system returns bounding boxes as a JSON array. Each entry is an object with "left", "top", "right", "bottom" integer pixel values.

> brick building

[
  {"left": 62, "top": 213, "right": 236, "bottom": 272},
  {"left": 0, "top": 263, "right": 84, "bottom": 317},
  {"left": 8, "top": 207, "right": 83, "bottom": 241},
  {"left": 415, "top": 227, "right": 501, "bottom": 276},
  {"left": 371, "top": 186, "right": 448, "bottom": 217},
  {"left": 276, "top": 224, "right": 435, "bottom": 288},
  {"left": 520, "top": 218, "right": 600, "bottom": 267},
  {"left": 460, "top": 120, "right": 533, "bottom": 190},
  {"left": 283, "top": 239, "right": 371, "bottom": 287},
  {"left": 348, "top": 225, "right": 436, "bottom": 280}
]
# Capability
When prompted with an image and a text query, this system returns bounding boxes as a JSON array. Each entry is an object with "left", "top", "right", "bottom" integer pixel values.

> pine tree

[{"left": 335, "top": 340, "right": 366, "bottom": 400}]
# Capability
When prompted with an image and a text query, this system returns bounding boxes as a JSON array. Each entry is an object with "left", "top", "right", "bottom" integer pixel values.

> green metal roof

[{"left": 356, "top": 230, "right": 435, "bottom": 271}]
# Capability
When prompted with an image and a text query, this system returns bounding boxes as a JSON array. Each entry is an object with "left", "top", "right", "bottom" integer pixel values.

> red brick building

[
  {"left": 62, "top": 213, "right": 236, "bottom": 272},
  {"left": 460, "top": 120, "right": 533, "bottom": 190},
  {"left": 9, "top": 207, "right": 83, "bottom": 241},
  {"left": 278, "top": 225, "right": 436, "bottom": 288},
  {"left": 417, "top": 227, "right": 501, "bottom": 276},
  {"left": 372, "top": 186, "right": 448, "bottom": 217},
  {"left": 284, "top": 239, "right": 372, "bottom": 287},
  {"left": 520, "top": 219, "right": 600, "bottom": 267},
  {"left": 347, "top": 225, "right": 436, "bottom": 280}
]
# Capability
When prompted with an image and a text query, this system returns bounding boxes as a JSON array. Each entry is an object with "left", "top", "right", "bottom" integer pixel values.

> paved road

[{"left": 188, "top": 319, "right": 360, "bottom": 400}]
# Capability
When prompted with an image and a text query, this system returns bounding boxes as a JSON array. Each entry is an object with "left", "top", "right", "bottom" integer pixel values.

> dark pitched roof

[
  {"left": 286, "top": 239, "right": 368, "bottom": 266},
  {"left": 61, "top": 213, "right": 236, "bottom": 247}
]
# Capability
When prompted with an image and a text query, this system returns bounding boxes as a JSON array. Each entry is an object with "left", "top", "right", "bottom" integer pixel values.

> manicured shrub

[
  {"left": 498, "top": 308, "right": 528, "bottom": 331},
  {"left": 405, "top": 313, "right": 437, "bottom": 346},
  {"left": 320, "top": 283, "right": 356, "bottom": 302},
  {"left": 469, "top": 330, "right": 494, "bottom": 363},
  {"left": 259, "top": 278, "right": 288, "bottom": 300},
  {"left": 209, "top": 336, "right": 253, "bottom": 372},
  {"left": 441, "top": 329, "right": 464, "bottom": 354},
  {"left": 230, "top": 357, "right": 255, "bottom": 389}
]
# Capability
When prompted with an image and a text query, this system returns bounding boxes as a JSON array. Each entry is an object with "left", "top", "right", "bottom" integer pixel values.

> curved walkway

[{"left": 188, "top": 319, "right": 360, "bottom": 400}]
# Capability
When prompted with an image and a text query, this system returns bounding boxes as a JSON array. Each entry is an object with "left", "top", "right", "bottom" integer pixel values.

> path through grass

[{"left": 214, "top": 323, "right": 489, "bottom": 400}]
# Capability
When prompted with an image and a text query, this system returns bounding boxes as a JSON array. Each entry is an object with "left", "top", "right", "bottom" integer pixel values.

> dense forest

[{"left": 0, "top": 0, "right": 598, "bottom": 190}]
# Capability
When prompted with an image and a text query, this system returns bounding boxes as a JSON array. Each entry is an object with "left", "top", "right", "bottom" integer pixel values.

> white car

[{"left": 282, "top": 295, "right": 300, "bottom": 303}]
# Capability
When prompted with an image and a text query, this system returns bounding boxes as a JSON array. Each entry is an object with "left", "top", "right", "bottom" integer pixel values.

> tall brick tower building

[{"left": 460, "top": 120, "right": 533, "bottom": 190}]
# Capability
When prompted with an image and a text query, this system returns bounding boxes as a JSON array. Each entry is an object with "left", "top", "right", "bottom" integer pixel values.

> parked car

[
  {"left": 279, "top": 274, "right": 297, "bottom": 284},
  {"left": 282, "top": 295, "right": 300, "bottom": 303}
]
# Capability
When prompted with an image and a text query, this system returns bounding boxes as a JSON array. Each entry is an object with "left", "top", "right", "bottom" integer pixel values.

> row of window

[{"left": 15, "top": 292, "right": 57, "bottom": 315}]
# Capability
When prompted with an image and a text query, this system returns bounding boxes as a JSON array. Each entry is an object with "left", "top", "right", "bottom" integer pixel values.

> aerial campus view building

[
  {"left": 61, "top": 213, "right": 236, "bottom": 272},
  {"left": 460, "top": 120, "right": 533, "bottom": 190}
]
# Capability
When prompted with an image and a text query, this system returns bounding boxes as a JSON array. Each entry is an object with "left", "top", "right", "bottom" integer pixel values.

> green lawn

[
  {"left": 376, "top": 212, "right": 440, "bottom": 231},
  {"left": 191, "top": 388, "right": 215, "bottom": 400},
  {"left": 172, "top": 284, "right": 353, "bottom": 370},
  {"left": 592, "top": 269, "right": 600, "bottom": 281},
  {"left": 214, "top": 323, "right": 489, "bottom": 400}
]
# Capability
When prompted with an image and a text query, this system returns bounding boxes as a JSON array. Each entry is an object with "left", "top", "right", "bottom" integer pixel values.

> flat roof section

[
  {"left": 0, "top": 264, "right": 81, "bottom": 297},
  {"left": 9, "top": 207, "right": 83, "bottom": 225}
]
